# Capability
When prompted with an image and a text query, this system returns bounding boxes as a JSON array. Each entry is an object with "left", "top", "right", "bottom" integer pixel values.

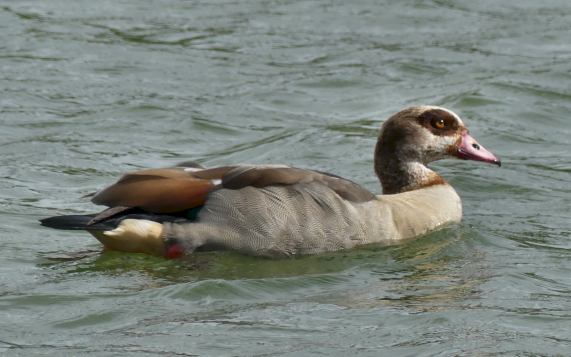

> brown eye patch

[{"left": 418, "top": 109, "right": 460, "bottom": 136}]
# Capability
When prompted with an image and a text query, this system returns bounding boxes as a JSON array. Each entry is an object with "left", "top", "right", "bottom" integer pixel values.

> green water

[{"left": 1, "top": 0, "right": 570, "bottom": 355}]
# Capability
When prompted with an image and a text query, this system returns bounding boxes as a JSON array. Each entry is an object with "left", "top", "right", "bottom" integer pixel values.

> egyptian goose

[{"left": 41, "top": 106, "right": 500, "bottom": 258}]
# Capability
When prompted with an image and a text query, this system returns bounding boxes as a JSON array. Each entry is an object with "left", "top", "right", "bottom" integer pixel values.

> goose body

[
  {"left": 41, "top": 106, "right": 500, "bottom": 258},
  {"left": 158, "top": 181, "right": 461, "bottom": 258}
]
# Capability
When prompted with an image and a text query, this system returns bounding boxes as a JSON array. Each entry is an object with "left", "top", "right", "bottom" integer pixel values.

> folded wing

[{"left": 91, "top": 164, "right": 375, "bottom": 217}]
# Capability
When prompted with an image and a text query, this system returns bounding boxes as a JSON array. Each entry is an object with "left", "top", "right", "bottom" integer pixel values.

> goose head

[{"left": 374, "top": 106, "right": 500, "bottom": 194}]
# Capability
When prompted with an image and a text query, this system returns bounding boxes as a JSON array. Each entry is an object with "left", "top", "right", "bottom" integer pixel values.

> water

[{"left": 1, "top": 0, "right": 570, "bottom": 355}]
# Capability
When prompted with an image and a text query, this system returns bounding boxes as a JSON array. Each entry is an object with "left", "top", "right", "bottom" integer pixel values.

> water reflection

[{"left": 38, "top": 226, "right": 489, "bottom": 315}]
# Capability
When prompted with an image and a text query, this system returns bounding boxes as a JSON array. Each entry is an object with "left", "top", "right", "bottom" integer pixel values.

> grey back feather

[
  {"left": 163, "top": 182, "right": 390, "bottom": 257},
  {"left": 221, "top": 165, "right": 376, "bottom": 203}
]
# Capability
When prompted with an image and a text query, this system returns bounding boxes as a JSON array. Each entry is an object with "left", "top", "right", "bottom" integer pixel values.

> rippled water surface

[{"left": 1, "top": 0, "right": 570, "bottom": 355}]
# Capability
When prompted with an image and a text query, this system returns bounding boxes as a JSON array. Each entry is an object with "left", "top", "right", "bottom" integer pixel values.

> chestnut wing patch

[{"left": 91, "top": 168, "right": 226, "bottom": 213}]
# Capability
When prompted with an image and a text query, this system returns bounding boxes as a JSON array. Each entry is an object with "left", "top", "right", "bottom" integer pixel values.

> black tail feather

[
  {"left": 41, "top": 212, "right": 190, "bottom": 231},
  {"left": 40, "top": 215, "right": 96, "bottom": 230}
]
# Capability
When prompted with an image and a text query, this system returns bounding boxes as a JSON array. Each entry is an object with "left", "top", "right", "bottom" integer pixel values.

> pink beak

[{"left": 456, "top": 132, "right": 501, "bottom": 166}]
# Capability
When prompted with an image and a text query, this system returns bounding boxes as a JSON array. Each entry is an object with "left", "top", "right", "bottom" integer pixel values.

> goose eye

[{"left": 432, "top": 118, "right": 446, "bottom": 129}]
